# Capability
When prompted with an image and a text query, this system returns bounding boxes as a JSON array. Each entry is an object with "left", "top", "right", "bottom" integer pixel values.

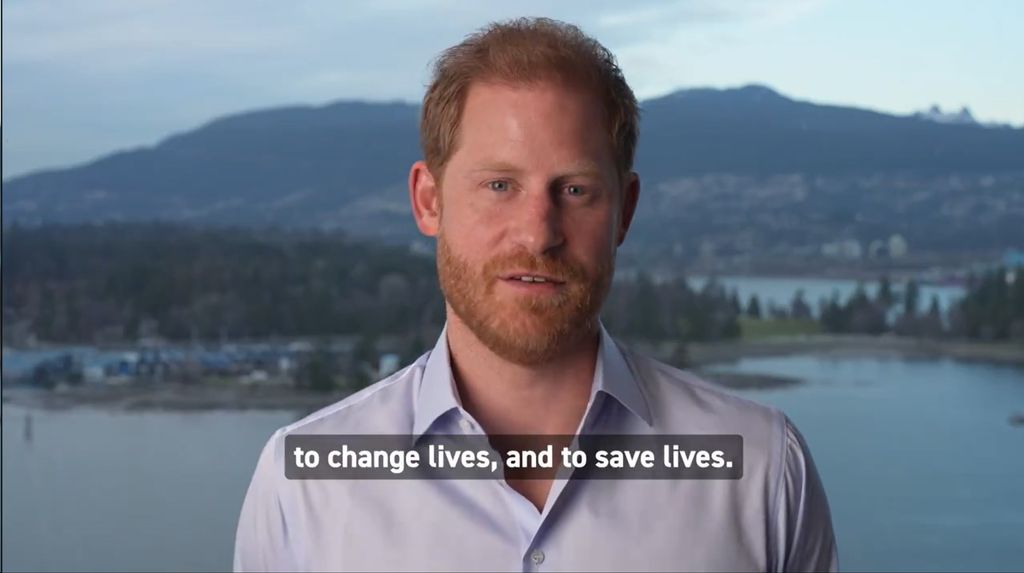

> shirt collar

[
  {"left": 412, "top": 323, "right": 462, "bottom": 440},
  {"left": 412, "top": 322, "right": 652, "bottom": 441}
]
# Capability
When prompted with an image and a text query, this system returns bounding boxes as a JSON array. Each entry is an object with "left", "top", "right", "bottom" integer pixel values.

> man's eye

[
  {"left": 565, "top": 185, "right": 585, "bottom": 196},
  {"left": 488, "top": 180, "right": 509, "bottom": 192}
]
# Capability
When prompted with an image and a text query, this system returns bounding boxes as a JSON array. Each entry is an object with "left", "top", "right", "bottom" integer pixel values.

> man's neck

[{"left": 445, "top": 312, "right": 599, "bottom": 437}]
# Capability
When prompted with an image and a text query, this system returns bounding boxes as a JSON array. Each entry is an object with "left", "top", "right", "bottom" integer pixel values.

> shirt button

[
  {"left": 459, "top": 419, "right": 473, "bottom": 432},
  {"left": 530, "top": 549, "right": 545, "bottom": 565}
]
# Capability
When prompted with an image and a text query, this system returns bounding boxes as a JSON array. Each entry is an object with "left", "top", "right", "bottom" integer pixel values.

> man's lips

[{"left": 499, "top": 271, "right": 566, "bottom": 285}]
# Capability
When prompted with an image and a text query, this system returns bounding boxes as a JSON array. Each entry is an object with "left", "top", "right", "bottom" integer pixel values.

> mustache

[{"left": 482, "top": 249, "right": 590, "bottom": 282}]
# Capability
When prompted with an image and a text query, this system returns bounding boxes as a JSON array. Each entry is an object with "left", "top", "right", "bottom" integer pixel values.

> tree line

[
  {"left": 1, "top": 224, "right": 741, "bottom": 347},
  {"left": 2, "top": 223, "right": 443, "bottom": 344},
  {"left": 4, "top": 224, "right": 1017, "bottom": 347},
  {"left": 738, "top": 271, "right": 1024, "bottom": 341}
]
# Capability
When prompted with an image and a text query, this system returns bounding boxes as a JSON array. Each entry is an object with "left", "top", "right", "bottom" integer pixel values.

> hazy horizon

[{"left": 3, "top": 0, "right": 1022, "bottom": 179}]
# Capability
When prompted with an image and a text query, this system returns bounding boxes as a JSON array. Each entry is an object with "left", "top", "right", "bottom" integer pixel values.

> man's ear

[
  {"left": 409, "top": 160, "right": 441, "bottom": 237},
  {"left": 616, "top": 171, "right": 640, "bottom": 246}
]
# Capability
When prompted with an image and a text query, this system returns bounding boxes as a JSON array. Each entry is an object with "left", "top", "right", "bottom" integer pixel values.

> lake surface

[
  {"left": 714, "top": 355, "right": 1024, "bottom": 572},
  {"left": 3, "top": 355, "right": 1023, "bottom": 571},
  {"left": 1, "top": 406, "right": 298, "bottom": 572}
]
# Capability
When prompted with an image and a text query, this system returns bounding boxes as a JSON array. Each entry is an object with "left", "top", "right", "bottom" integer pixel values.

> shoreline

[
  {"left": 1, "top": 384, "right": 347, "bottom": 415},
  {"left": 2, "top": 335, "right": 1020, "bottom": 412},
  {"left": 686, "top": 334, "right": 1024, "bottom": 368}
]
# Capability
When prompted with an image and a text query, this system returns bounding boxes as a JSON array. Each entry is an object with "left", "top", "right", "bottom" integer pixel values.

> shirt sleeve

[
  {"left": 234, "top": 430, "right": 294, "bottom": 572},
  {"left": 772, "top": 416, "right": 839, "bottom": 572}
]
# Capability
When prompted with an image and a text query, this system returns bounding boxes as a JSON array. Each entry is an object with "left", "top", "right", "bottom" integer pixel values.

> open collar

[{"left": 412, "top": 322, "right": 652, "bottom": 441}]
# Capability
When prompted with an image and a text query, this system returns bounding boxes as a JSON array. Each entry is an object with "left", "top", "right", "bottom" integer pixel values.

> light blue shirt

[{"left": 234, "top": 324, "right": 838, "bottom": 572}]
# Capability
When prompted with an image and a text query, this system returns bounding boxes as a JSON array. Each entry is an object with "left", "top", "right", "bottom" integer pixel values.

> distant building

[
  {"left": 888, "top": 234, "right": 908, "bottom": 259},
  {"left": 83, "top": 365, "right": 107, "bottom": 385},
  {"left": 868, "top": 239, "right": 886, "bottom": 260},
  {"left": 866, "top": 234, "right": 908, "bottom": 260},
  {"left": 821, "top": 239, "right": 862, "bottom": 260}
]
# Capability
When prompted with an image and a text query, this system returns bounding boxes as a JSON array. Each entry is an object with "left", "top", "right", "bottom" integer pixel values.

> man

[{"left": 235, "top": 17, "right": 837, "bottom": 572}]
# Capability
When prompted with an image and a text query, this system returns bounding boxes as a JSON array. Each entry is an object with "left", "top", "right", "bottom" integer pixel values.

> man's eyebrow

[
  {"left": 468, "top": 162, "right": 523, "bottom": 175},
  {"left": 557, "top": 164, "right": 605, "bottom": 179},
  {"left": 468, "top": 161, "right": 606, "bottom": 179}
]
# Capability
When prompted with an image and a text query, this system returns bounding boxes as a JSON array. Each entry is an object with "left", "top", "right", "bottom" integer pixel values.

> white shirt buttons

[
  {"left": 530, "top": 549, "right": 545, "bottom": 565},
  {"left": 458, "top": 418, "right": 473, "bottom": 432}
]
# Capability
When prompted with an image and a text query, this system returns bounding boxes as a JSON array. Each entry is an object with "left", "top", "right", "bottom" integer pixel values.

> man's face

[{"left": 414, "top": 80, "right": 638, "bottom": 365}]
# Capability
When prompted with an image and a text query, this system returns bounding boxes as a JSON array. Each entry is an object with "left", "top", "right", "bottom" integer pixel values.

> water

[
  {"left": 3, "top": 356, "right": 1022, "bottom": 571},
  {"left": 1, "top": 405, "right": 296, "bottom": 572},
  {"left": 712, "top": 355, "right": 1024, "bottom": 572}
]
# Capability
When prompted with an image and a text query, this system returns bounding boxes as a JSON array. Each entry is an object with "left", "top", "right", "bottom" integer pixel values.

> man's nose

[{"left": 511, "top": 186, "right": 565, "bottom": 255}]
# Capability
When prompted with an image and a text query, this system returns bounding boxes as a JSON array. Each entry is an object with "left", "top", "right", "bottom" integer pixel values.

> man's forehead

[
  {"left": 453, "top": 84, "right": 613, "bottom": 166},
  {"left": 466, "top": 159, "right": 607, "bottom": 178},
  {"left": 456, "top": 78, "right": 606, "bottom": 133}
]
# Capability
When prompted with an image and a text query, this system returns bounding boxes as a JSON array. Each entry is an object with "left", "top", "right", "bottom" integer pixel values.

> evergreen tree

[
  {"left": 298, "top": 340, "right": 337, "bottom": 393},
  {"left": 903, "top": 279, "right": 920, "bottom": 316},
  {"left": 729, "top": 290, "right": 742, "bottom": 315},
  {"left": 790, "top": 289, "right": 812, "bottom": 320},
  {"left": 875, "top": 276, "right": 895, "bottom": 308},
  {"left": 746, "top": 295, "right": 762, "bottom": 319},
  {"left": 927, "top": 295, "right": 942, "bottom": 320}
]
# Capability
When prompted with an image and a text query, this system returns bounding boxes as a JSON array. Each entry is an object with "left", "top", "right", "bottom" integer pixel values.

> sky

[{"left": 2, "top": 0, "right": 1022, "bottom": 179}]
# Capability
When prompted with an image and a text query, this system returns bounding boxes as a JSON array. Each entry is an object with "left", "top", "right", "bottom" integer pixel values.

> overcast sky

[{"left": 2, "top": 0, "right": 1022, "bottom": 179}]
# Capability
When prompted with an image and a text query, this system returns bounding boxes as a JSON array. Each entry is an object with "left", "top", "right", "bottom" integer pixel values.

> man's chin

[
  {"left": 466, "top": 310, "right": 591, "bottom": 365},
  {"left": 478, "top": 331, "right": 572, "bottom": 366}
]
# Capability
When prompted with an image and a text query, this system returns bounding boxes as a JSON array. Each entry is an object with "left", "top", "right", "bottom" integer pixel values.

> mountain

[
  {"left": 914, "top": 104, "right": 978, "bottom": 126},
  {"left": 4, "top": 85, "right": 1024, "bottom": 263},
  {"left": 3, "top": 100, "right": 422, "bottom": 234},
  {"left": 635, "top": 86, "right": 1022, "bottom": 180},
  {"left": 913, "top": 104, "right": 1016, "bottom": 129}
]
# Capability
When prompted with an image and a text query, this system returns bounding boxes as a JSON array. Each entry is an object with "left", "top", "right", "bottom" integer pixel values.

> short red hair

[{"left": 420, "top": 17, "right": 639, "bottom": 181}]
